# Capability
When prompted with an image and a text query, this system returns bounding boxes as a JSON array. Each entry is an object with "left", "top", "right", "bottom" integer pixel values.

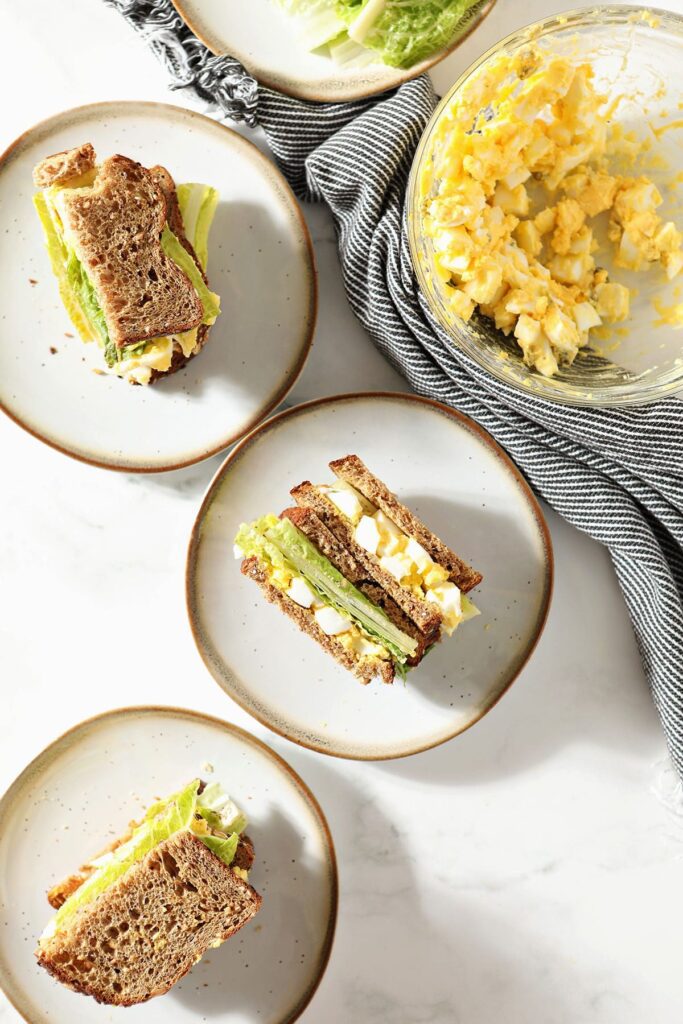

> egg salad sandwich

[
  {"left": 36, "top": 780, "right": 261, "bottom": 1006},
  {"left": 32, "top": 143, "right": 220, "bottom": 385},
  {"left": 234, "top": 455, "right": 481, "bottom": 685}
]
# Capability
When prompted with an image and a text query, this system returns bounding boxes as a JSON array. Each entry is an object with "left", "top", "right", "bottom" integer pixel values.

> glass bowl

[{"left": 407, "top": 6, "right": 683, "bottom": 406}]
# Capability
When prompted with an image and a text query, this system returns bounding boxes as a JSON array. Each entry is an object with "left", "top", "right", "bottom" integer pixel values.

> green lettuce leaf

[
  {"left": 237, "top": 515, "right": 417, "bottom": 662},
  {"left": 176, "top": 183, "right": 219, "bottom": 271},
  {"left": 33, "top": 194, "right": 93, "bottom": 341},
  {"left": 235, "top": 515, "right": 293, "bottom": 573},
  {"left": 161, "top": 226, "right": 221, "bottom": 325},
  {"left": 336, "top": 0, "right": 480, "bottom": 68},
  {"left": 197, "top": 832, "right": 240, "bottom": 867}
]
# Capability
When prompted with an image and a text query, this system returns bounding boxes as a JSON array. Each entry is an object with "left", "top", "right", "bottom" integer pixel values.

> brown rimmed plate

[
  {"left": 0, "top": 706, "right": 337, "bottom": 1023},
  {"left": 186, "top": 392, "right": 553, "bottom": 760},
  {"left": 172, "top": 0, "right": 498, "bottom": 102},
  {"left": 0, "top": 102, "right": 316, "bottom": 472}
]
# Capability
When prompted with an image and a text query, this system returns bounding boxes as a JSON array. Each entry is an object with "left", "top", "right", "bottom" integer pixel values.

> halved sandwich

[
  {"left": 291, "top": 455, "right": 482, "bottom": 636},
  {"left": 32, "top": 143, "right": 220, "bottom": 385},
  {"left": 234, "top": 456, "right": 481, "bottom": 685},
  {"left": 36, "top": 779, "right": 261, "bottom": 1006}
]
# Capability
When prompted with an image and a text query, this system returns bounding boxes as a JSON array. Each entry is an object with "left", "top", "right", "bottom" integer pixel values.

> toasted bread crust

[
  {"left": 59, "top": 154, "right": 203, "bottom": 348},
  {"left": 330, "top": 455, "right": 483, "bottom": 593},
  {"left": 241, "top": 556, "right": 394, "bottom": 685},
  {"left": 290, "top": 482, "right": 442, "bottom": 635},
  {"left": 37, "top": 832, "right": 261, "bottom": 1006},
  {"left": 145, "top": 166, "right": 212, "bottom": 383},
  {"left": 33, "top": 143, "right": 97, "bottom": 188}
]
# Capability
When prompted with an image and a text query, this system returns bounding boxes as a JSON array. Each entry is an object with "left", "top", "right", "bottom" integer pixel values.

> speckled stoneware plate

[
  {"left": 172, "top": 0, "right": 497, "bottom": 102},
  {"left": 187, "top": 392, "right": 553, "bottom": 760},
  {"left": 0, "top": 707, "right": 337, "bottom": 1024},
  {"left": 0, "top": 102, "right": 316, "bottom": 472}
]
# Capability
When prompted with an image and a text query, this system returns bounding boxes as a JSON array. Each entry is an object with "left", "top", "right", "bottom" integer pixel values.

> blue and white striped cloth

[{"left": 107, "top": 0, "right": 683, "bottom": 775}]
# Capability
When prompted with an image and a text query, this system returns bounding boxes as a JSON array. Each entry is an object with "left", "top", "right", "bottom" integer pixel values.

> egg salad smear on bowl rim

[{"left": 419, "top": 46, "right": 683, "bottom": 378}]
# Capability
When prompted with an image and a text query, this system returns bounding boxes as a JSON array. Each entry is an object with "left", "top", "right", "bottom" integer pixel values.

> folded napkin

[{"left": 107, "top": 0, "right": 683, "bottom": 775}]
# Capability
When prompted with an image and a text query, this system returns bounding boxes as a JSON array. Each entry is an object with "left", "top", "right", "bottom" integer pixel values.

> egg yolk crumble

[{"left": 422, "top": 50, "right": 683, "bottom": 376}]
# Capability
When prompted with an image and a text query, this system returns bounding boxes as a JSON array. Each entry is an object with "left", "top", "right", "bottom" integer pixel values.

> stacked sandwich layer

[
  {"left": 235, "top": 455, "right": 482, "bottom": 684},
  {"left": 36, "top": 780, "right": 261, "bottom": 1006},
  {"left": 32, "top": 143, "right": 220, "bottom": 384}
]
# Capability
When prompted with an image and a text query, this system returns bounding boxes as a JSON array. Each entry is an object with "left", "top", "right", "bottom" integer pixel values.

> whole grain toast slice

[
  {"left": 290, "top": 481, "right": 442, "bottom": 635},
  {"left": 37, "top": 831, "right": 261, "bottom": 1007},
  {"left": 241, "top": 555, "right": 394, "bottom": 685},
  {"left": 32, "top": 143, "right": 97, "bottom": 188},
  {"left": 47, "top": 832, "right": 255, "bottom": 911},
  {"left": 330, "top": 455, "right": 483, "bottom": 593},
  {"left": 280, "top": 506, "right": 438, "bottom": 665},
  {"left": 58, "top": 153, "right": 203, "bottom": 348}
]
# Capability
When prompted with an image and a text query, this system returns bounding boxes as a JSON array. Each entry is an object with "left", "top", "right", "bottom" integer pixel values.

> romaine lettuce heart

[
  {"left": 198, "top": 833, "right": 240, "bottom": 866},
  {"left": 176, "top": 183, "right": 219, "bottom": 272},
  {"left": 160, "top": 227, "right": 221, "bottom": 326},
  {"left": 337, "top": 0, "right": 481, "bottom": 68}
]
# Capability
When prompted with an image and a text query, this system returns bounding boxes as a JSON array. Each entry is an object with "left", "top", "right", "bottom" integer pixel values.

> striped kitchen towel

[{"left": 107, "top": 0, "right": 683, "bottom": 775}]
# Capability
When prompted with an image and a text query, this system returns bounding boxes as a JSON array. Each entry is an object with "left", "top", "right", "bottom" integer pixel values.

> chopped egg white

[
  {"left": 326, "top": 484, "right": 365, "bottom": 524},
  {"left": 287, "top": 576, "right": 318, "bottom": 609},
  {"left": 314, "top": 606, "right": 353, "bottom": 636},
  {"left": 380, "top": 553, "right": 411, "bottom": 581},
  {"left": 373, "top": 510, "right": 404, "bottom": 556},
  {"left": 405, "top": 537, "right": 432, "bottom": 574},
  {"left": 425, "top": 583, "right": 463, "bottom": 635},
  {"left": 341, "top": 486, "right": 475, "bottom": 631},
  {"left": 354, "top": 514, "right": 382, "bottom": 555}
]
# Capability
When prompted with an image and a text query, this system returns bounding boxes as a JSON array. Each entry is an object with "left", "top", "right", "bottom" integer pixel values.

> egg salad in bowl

[{"left": 408, "top": 6, "right": 683, "bottom": 406}]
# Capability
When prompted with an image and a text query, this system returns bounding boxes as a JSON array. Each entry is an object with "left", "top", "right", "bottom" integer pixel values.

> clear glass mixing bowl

[{"left": 407, "top": 6, "right": 683, "bottom": 406}]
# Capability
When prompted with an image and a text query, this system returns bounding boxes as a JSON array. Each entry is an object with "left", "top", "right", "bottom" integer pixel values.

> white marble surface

[{"left": 1, "top": 1, "right": 682, "bottom": 1021}]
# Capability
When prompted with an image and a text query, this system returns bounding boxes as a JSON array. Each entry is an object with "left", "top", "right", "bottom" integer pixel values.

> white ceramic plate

[
  {"left": 0, "top": 103, "right": 316, "bottom": 472},
  {"left": 187, "top": 392, "right": 553, "bottom": 759},
  {"left": 172, "top": 0, "right": 497, "bottom": 102},
  {"left": 0, "top": 707, "right": 337, "bottom": 1024}
]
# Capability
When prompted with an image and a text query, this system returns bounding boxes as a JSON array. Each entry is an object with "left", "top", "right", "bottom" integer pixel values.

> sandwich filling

[
  {"left": 321, "top": 481, "right": 479, "bottom": 634},
  {"left": 41, "top": 780, "right": 246, "bottom": 941},
  {"left": 34, "top": 173, "right": 219, "bottom": 385},
  {"left": 235, "top": 515, "right": 418, "bottom": 675}
]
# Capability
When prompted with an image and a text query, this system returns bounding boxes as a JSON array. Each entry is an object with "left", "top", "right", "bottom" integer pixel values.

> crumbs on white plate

[{"left": 201, "top": 761, "right": 215, "bottom": 774}]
